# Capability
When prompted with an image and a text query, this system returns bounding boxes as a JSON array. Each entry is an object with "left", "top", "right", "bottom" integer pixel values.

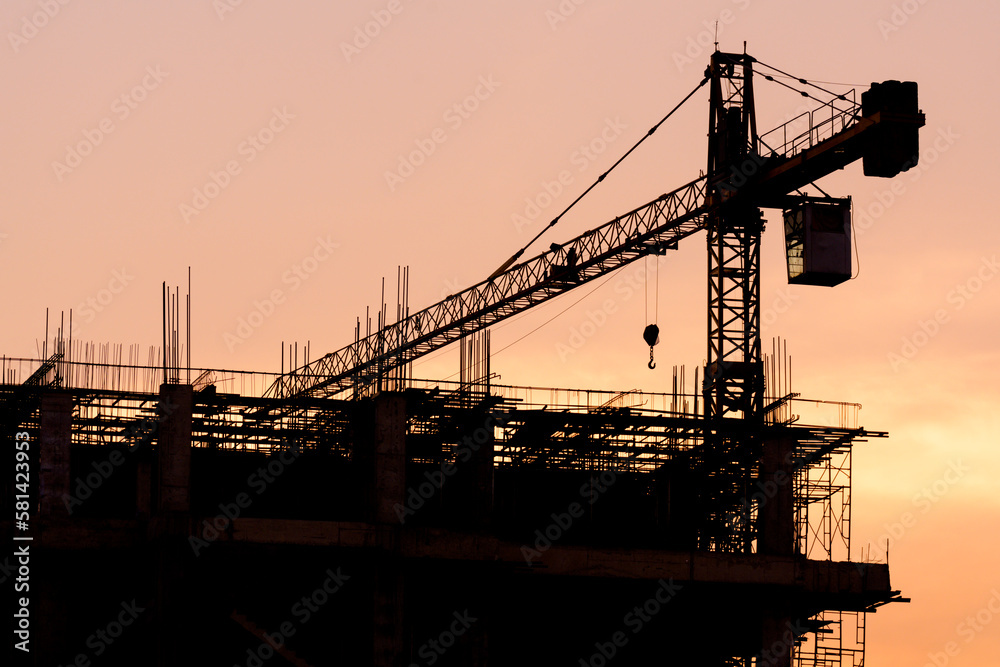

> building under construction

[{"left": 2, "top": 51, "right": 923, "bottom": 666}]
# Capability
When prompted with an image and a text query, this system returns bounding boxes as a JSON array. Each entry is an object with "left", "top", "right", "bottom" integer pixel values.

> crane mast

[{"left": 704, "top": 51, "right": 764, "bottom": 422}]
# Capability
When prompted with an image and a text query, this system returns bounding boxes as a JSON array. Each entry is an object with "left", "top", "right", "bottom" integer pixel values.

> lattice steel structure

[
  {"left": 704, "top": 51, "right": 764, "bottom": 422},
  {"left": 264, "top": 50, "right": 918, "bottom": 417},
  {"left": 266, "top": 178, "right": 710, "bottom": 400}
]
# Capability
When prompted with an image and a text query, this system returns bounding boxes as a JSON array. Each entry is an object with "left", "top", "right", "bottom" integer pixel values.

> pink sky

[{"left": 2, "top": 0, "right": 998, "bottom": 663}]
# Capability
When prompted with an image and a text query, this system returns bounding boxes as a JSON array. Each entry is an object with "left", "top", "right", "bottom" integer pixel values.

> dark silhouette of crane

[{"left": 266, "top": 50, "right": 923, "bottom": 419}]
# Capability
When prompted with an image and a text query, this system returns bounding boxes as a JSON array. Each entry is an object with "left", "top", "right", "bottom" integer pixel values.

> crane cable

[
  {"left": 643, "top": 253, "right": 661, "bottom": 370},
  {"left": 413, "top": 76, "right": 707, "bottom": 376},
  {"left": 753, "top": 59, "right": 855, "bottom": 107},
  {"left": 760, "top": 71, "right": 867, "bottom": 89},
  {"left": 488, "top": 75, "right": 710, "bottom": 281},
  {"left": 755, "top": 71, "right": 833, "bottom": 106},
  {"left": 415, "top": 270, "right": 620, "bottom": 381}
]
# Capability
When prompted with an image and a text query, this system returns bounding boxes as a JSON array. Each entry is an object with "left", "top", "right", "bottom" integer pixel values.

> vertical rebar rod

[{"left": 187, "top": 267, "right": 192, "bottom": 384}]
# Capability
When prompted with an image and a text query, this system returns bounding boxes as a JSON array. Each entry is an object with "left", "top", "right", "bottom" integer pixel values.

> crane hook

[{"left": 643, "top": 324, "right": 659, "bottom": 370}]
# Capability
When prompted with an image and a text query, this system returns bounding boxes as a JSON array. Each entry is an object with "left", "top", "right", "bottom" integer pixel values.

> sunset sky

[{"left": 3, "top": 0, "right": 998, "bottom": 663}]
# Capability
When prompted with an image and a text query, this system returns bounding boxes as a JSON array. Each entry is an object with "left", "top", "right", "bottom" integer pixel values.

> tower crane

[{"left": 265, "top": 50, "right": 924, "bottom": 424}]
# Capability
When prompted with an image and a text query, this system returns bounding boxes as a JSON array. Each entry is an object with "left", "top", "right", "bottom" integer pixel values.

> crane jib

[
  {"left": 267, "top": 61, "right": 923, "bottom": 402},
  {"left": 268, "top": 179, "right": 710, "bottom": 399}
]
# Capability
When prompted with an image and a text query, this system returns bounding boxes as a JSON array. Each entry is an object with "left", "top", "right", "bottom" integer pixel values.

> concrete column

[
  {"left": 34, "top": 564, "right": 70, "bottom": 666},
  {"left": 367, "top": 394, "right": 408, "bottom": 664},
  {"left": 760, "top": 615, "right": 794, "bottom": 667},
  {"left": 757, "top": 438, "right": 795, "bottom": 557},
  {"left": 153, "top": 383, "right": 193, "bottom": 667},
  {"left": 372, "top": 393, "right": 406, "bottom": 524},
  {"left": 373, "top": 558, "right": 405, "bottom": 667},
  {"left": 472, "top": 412, "right": 495, "bottom": 526},
  {"left": 136, "top": 460, "right": 152, "bottom": 518},
  {"left": 156, "top": 383, "right": 193, "bottom": 514},
  {"left": 454, "top": 411, "right": 495, "bottom": 526},
  {"left": 38, "top": 392, "right": 72, "bottom": 516},
  {"left": 155, "top": 533, "right": 189, "bottom": 667},
  {"left": 460, "top": 608, "right": 490, "bottom": 667}
]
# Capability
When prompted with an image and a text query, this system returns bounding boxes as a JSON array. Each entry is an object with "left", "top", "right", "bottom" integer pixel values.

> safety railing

[{"left": 758, "top": 90, "right": 861, "bottom": 159}]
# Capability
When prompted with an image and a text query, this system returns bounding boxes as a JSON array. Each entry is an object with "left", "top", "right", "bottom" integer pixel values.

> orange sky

[{"left": 2, "top": 0, "right": 998, "bottom": 663}]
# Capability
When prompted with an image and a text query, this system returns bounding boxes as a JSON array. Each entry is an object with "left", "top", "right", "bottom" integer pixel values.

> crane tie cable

[
  {"left": 754, "top": 58, "right": 853, "bottom": 105},
  {"left": 488, "top": 75, "right": 710, "bottom": 280}
]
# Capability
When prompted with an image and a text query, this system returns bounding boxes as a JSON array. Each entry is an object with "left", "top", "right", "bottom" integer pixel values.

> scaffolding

[{"left": 2, "top": 351, "right": 891, "bottom": 665}]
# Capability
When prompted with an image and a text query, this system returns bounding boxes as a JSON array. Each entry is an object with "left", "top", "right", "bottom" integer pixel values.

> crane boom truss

[{"left": 268, "top": 177, "right": 710, "bottom": 399}]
